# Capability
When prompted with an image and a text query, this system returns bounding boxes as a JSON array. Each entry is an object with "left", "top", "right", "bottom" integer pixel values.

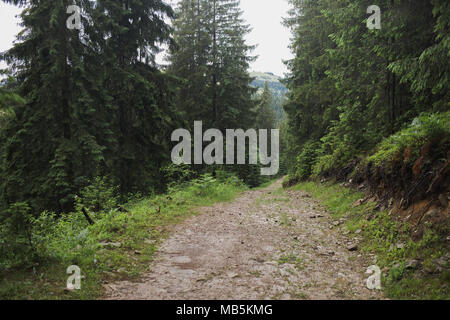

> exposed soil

[{"left": 103, "top": 179, "right": 384, "bottom": 300}]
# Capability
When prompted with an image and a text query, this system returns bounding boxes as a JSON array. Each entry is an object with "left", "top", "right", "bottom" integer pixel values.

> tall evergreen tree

[
  {"left": 0, "top": 0, "right": 180, "bottom": 211},
  {"left": 255, "top": 82, "right": 276, "bottom": 130},
  {"left": 1, "top": 0, "right": 112, "bottom": 213},
  {"left": 91, "top": 0, "right": 180, "bottom": 196},
  {"left": 169, "top": 0, "right": 256, "bottom": 131},
  {"left": 282, "top": 0, "right": 449, "bottom": 178}
]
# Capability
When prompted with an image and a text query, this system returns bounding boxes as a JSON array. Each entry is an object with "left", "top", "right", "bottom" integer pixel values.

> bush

[
  {"left": 294, "top": 140, "right": 319, "bottom": 181},
  {"left": 368, "top": 111, "right": 450, "bottom": 167},
  {"left": 74, "top": 177, "right": 119, "bottom": 214},
  {"left": 161, "top": 163, "right": 196, "bottom": 189},
  {"left": 0, "top": 202, "right": 35, "bottom": 269}
]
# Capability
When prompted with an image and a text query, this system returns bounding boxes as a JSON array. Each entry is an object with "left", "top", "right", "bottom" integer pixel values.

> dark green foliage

[
  {"left": 254, "top": 82, "right": 276, "bottom": 130},
  {"left": 0, "top": 202, "right": 35, "bottom": 269},
  {"left": 250, "top": 72, "right": 287, "bottom": 124},
  {"left": 90, "top": 0, "right": 181, "bottom": 197},
  {"left": 0, "top": 0, "right": 180, "bottom": 214},
  {"left": 169, "top": 0, "right": 256, "bottom": 131},
  {"left": 168, "top": 0, "right": 262, "bottom": 186},
  {"left": 294, "top": 140, "right": 319, "bottom": 181},
  {"left": 283, "top": 0, "right": 450, "bottom": 180}
]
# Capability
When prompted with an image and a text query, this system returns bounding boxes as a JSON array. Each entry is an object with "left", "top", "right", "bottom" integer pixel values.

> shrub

[
  {"left": 294, "top": 140, "right": 319, "bottom": 181},
  {"left": 368, "top": 111, "right": 450, "bottom": 167},
  {"left": 74, "top": 177, "right": 119, "bottom": 214}
]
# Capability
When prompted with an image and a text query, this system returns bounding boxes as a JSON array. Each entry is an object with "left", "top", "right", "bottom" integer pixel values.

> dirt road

[{"left": 104, "top": 179, "right": 383, "bottom": 300}]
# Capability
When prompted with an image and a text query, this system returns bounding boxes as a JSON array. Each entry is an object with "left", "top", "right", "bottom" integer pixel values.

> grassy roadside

[
  {"left": 289, "top": 180, "right": 449, "bottom": 300},
  {"left": 0, "top": 175, "right": 247, "bottom": 300}
]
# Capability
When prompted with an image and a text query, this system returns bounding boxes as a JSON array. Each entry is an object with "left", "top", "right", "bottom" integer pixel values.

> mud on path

[{"left": 104, "top": 179, "right": 384, "bottom": 300}]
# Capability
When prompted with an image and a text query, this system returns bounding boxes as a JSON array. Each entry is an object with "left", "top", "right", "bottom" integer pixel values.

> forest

[{"left": 0, "top": 0, "right": 448, "bottom": 300}]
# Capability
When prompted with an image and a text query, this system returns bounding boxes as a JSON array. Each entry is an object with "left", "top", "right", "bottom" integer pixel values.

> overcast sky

[{"left": 0, "top": 0, "right": 293, "bottom": 76}]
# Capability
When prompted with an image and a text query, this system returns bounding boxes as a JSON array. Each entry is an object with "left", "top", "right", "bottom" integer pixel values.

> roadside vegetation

[
  {"left": 290, "top": 180, "right": 449, "bottom": 300},
  {"left": 0, "top": 172, "right": 247, "bottom": 299}
]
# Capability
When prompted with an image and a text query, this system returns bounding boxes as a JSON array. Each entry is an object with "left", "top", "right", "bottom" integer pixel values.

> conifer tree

[
  {"left": 1, "top": 0, "right": 112, "bottom": 212},
  {"left": 169, "top": 0, "right": 256, "bottom": 131},
  {"left": 255, "top": 82, "right": 276, "bottom": 130},
  {"left": 91, "top": 0, "right": 179, "bottom": 196}
]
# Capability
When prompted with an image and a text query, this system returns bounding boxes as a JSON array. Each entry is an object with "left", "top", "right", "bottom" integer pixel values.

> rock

[
  {"left": 425, "top": 209, "right": 438, "bottom": 220},
  {"left": 438, "top": 194, "right": 448, "bottom": 208},
  {"left": 388, "top": 198, "right": 394, "bottom": 207},
  {"left": 393, "top": 263, "right": 402, "bottom": 270},
  {"left": 332, "top": 221, "right": 341, "bottom": 226},
  {"left": 279, "top": 268, "right": 291, "bottom": 277},
  {"left": 352, "top": 199, "right": 365, "bottom": 208},
  {"left": 99, "top": 242, "right": 122, "bottom": 248},
  {"left": 447, "top": 235, "right": 450, "bottom": 242},
  {"left": 355, "top": 229, "right": 362, "bottom": 234},
  {"left": 134, "top": 250, "right": 142, "bottom": 255},
  {"left": 396, "top": 242, "right": 406, "bottom": 250},
  {"left": 347, "top": 243, "right": 358, "bottom": 251},
  {"left": 405, "top": 260, "right": 420, "bottom": 270}
]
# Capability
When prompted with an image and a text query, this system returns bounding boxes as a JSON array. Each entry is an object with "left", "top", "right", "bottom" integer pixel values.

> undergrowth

[{"left": 0, "top": 173, "right": 247, "bottom": 299}]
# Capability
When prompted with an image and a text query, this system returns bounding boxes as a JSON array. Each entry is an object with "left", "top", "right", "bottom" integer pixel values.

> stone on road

[{"left": 104, "top": 179, "right": 383, "bottom": 300}]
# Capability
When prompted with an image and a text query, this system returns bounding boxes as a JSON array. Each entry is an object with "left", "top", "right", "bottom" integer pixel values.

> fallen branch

[{"left": 82, "top": 207, "right": 95, "bottom": 225}]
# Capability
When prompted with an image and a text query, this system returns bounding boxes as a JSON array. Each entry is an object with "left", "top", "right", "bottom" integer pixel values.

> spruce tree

[
  {"left": 91, "top": 0, "right": 180, "bottom": 196},
  {"left": 169, "top": 0, "right": 256, "bottom": 131},
  {"left": 255, "top": 82, "right": 276, "bottom": 130},
  {"left": 1, "top": 0, "right": 112, "bottom": 213}
]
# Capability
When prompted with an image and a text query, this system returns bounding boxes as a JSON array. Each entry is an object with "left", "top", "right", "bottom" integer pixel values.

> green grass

[
  {"left": 278, "top": 253, "right": 303, "bottom": 271},
  {"left": 252, "top": 177, "right": 280, "bottom": 190},
  {"left": 367, "top": 111, "right": 450, "bottom": 167},
  {"left": 0, "top": 175, "right": 247, "bottom": 300},
  {"left": 291, "top": 181, "right": 449, "bottom": 300}
]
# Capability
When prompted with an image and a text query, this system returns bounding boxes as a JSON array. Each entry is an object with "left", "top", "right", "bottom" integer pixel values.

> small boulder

[
  {"left": 99, "top": 242, "right": 122, "bottom": 248},
  {"left": 438, "top": 194, "right": 448, "bottom": 208},
  {"left": 396, "top": 242, "right": 406, "bottom": 250},
  {"left": 347, "top": 243, "right": 358, "bottom": 251},
  {"left": 352, "top": 199, "right": 365, "bottom": 208},
  {"left": 405, "top": 260, "right": 420, "bottom": 270},
  {"left": 425, "top": 209, "right": 438, "bottom": 220}
]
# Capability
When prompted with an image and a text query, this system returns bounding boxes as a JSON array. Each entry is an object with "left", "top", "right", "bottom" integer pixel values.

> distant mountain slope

[{"left": 250, "top": 72, "right": 288, "bottom": 124}]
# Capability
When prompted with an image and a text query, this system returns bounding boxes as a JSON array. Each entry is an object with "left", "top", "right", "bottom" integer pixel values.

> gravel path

[{"left": 104, "top": 179, "right": 384, "bottom": 300}]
